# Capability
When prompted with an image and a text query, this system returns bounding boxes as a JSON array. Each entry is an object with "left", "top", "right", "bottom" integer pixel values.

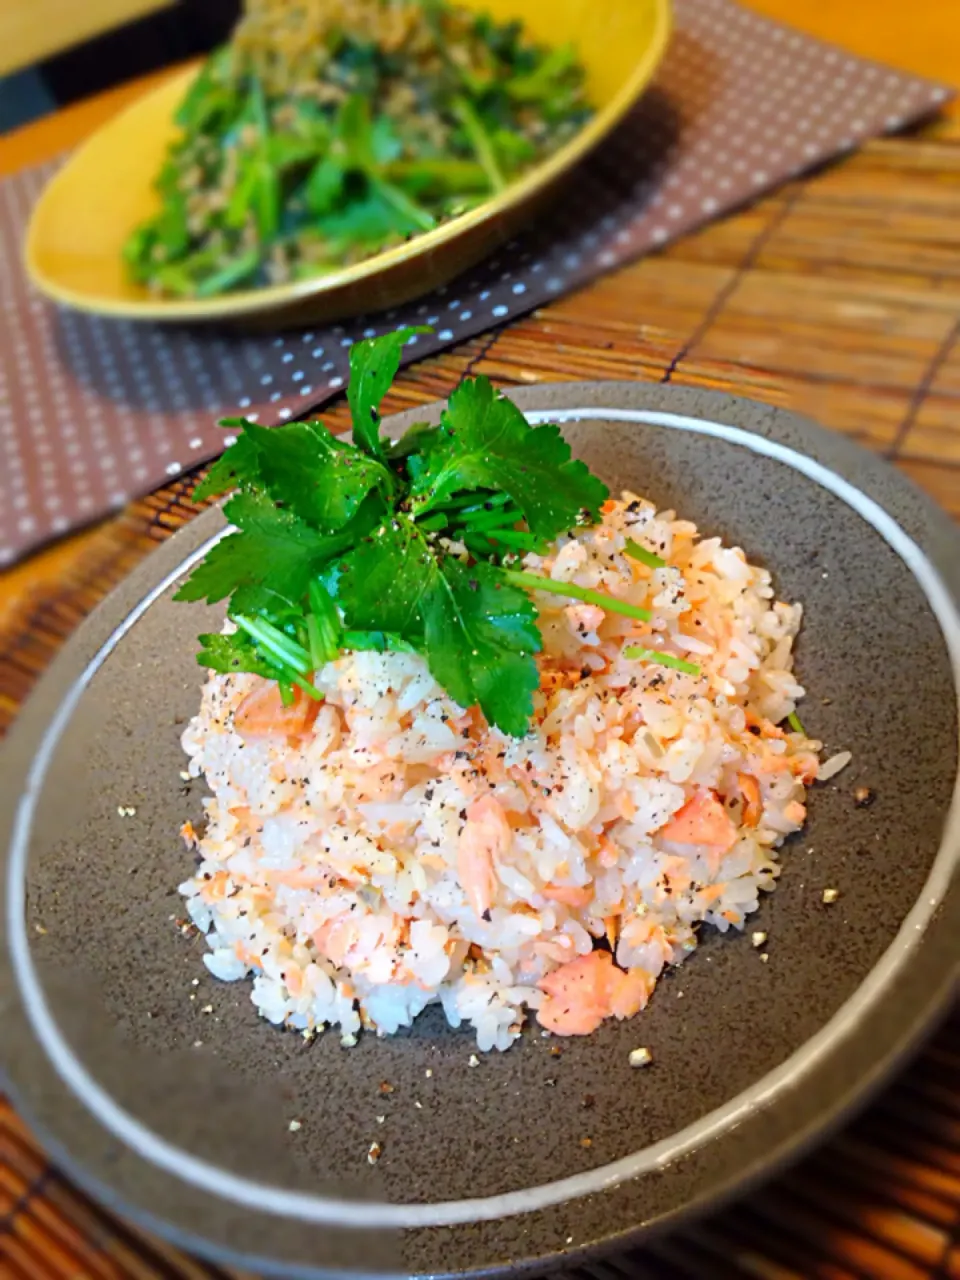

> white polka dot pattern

[{"left": 0, "top": 0, "right": 951, "bottom": 566}]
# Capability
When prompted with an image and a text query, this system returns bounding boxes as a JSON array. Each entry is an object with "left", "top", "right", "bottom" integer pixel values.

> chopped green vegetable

[
  {"left": 179, "top": 330, "right": 642, "bottom": 735},
  {"left": 787, "top": 710, "right": 806, "bottom": 734},
  {"left": 623, "top": 646, "right": 702, "bottom": 676},
  {"left": 624, "top": 539, "right": 666, "bottom": 570},
  {"left": 502, "top": 570, "right": 651, "bottom": 623},
  {"left": 124, "top": 0, "right": 593, "bottom": 297}
]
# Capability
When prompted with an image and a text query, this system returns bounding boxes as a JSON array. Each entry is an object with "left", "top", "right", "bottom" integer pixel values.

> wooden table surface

[{"left": 3, "top": 4, "right": 960, "bottom": 1279}]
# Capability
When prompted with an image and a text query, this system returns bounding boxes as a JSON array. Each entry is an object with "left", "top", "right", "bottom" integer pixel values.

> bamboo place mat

[{"left": 3, "top": 97, "right": 960, "bottom": 1280}]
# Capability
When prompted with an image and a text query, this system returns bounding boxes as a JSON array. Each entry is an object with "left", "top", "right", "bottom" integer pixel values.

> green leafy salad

[
  {"left": 177, "top": 328, "right": 704, "bottom": 737},
  {"left": 125, "top": 0, "right": 592, "bottom": 298}
]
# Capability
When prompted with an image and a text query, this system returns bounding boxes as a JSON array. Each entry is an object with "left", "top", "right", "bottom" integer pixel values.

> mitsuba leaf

[
  {"left": 347, "top": 327, "right": 431, "bottom": 457},
  {"left": 334, "top": 515, "right": 436, "bottom": 637},
  {"left": 193, "top": 417, "right": 393, "bottom": 531},
  {"left": 411, "top": 375, "right": 608, "bottom": 538},
  {"left": 423, "top": 558, "right": 541, "bottom": 736},
  {"left": 192, "top": 426, "right": 262, "bottom": 502},
  {"left": 174, "top": 491, "right": 349, "bottom": 604},
  {"left": 242, "top": 419, "right": 393, "bottom": 529}
]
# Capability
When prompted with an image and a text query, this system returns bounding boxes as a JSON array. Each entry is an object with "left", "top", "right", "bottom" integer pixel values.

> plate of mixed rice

[{"left": 1, "top": 377, "right": 958, "bottom": 1279}]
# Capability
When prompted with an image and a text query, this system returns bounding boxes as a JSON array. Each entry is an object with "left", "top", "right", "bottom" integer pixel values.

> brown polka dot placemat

[{"left": 0, "top": 0, "right": 951, "bottom": 568}]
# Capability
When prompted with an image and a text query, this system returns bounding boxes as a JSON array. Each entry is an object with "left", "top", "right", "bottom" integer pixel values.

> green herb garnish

[
  {"left": 501, "top": 571, "right": 652, "bottom": 623},
  {"left": 624, "top": 539, "right": 666, "bottom": 570},
  {"left": 178, "top": 327, "right": 625, "bottom": 736},
  {"left": 623, "top": 646, "right": 702, "bottom": 677},
  {"left": 786, "top": 710, "right": 806, "bottom": 735}
]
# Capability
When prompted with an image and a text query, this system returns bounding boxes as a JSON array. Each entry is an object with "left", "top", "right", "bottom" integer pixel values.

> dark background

[
  {"left": 42, "top": 1, "right": 237, "bottom": 105},
  {"left": 1, "top": 0, "right": 239, "bottom": 133}
]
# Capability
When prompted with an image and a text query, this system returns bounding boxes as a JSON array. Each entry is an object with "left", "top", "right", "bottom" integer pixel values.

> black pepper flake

[{"left": 481, "top": 909, "right": 492, "bottom": 922}]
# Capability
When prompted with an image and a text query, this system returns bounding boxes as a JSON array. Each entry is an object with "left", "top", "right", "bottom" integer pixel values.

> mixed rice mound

[{"left": 180, "top": 492, "right": 837, "bottom": 1051}]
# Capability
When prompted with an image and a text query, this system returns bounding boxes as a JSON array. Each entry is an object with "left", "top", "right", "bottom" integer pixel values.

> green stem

[
  {"left": 487, "top": 529, "right": 539, "bottom": 550},
  {"left": 372, "top": 177, "right": 437, "bottom": 233},
  {"left": 195, "top": 247, "right": 261, "bottom": 298},
  {"left": 787, "top": 710, "right": 806, "bottom": 735},
  {"left": 457, "top": 505, "right": 523, "bottom": 531},
  {"left": 306, "top": 615, "right": 329, "bottom": 670},
  {"left": 624, "top": 539, "right": 666, "bottom": 570},
  {"left": 452, "top": 96, "right": 506, "bottom": 193},
  {"left": 417, "top": 512, "right": 450, "bottom": 533},
  {"left": 623, "top": 645, "right": 701, "bottom": 676},
  {"left": 382, "top": 159, "right": 490, "bottom": 192},
  {"left": 462, "top": 532, "right": 496, "bottom": 557},
  {"left": 233, "top": 614, "right": 310, "bottom": 673},
  {"left": 502, "top": 570, "right": 652, "bottom": 622},
  {"left": 423, "top": 491, "right": 509, "bottom": 517},
  {"left": 290, "top": 672, "right": 325, "bottom": 702}
]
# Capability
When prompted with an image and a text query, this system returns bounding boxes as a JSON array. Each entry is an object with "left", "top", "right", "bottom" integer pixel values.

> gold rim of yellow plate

[{"left": 24, "top": 0, "right": 671, "bottom": 323}]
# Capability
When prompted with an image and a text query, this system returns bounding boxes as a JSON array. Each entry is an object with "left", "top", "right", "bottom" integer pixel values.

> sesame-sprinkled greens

[{"left": 177, "top": 328, "right": 696, "bottom": 735}]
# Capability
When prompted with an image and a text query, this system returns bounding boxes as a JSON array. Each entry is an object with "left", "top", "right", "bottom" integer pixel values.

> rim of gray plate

[{"left": 4, "top": 405, "right": 960, "bottom": 1231}]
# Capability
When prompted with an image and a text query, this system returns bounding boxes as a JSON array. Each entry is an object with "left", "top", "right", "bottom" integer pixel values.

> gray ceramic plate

[{"left": 1, "top": 384, "right": 959, "bottom": 1280}]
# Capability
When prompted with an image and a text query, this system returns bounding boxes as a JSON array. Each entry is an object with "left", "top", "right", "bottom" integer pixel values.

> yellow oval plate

[{"left": 25, "top": 0, "right": 670, "bottom": 327}]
